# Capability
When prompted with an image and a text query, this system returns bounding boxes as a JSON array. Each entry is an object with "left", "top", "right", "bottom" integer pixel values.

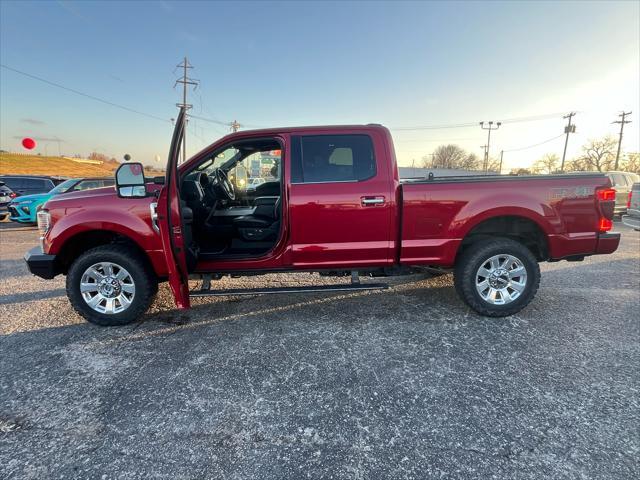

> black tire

[
  {"left": 0, "top": 214, "right": 7, "bottom": 221},
  {"left": 66, "top": 245, "right": 157, "bottom": 326},
  {"left": 454, "top": 238, "right": 540, "bottom": 317}
]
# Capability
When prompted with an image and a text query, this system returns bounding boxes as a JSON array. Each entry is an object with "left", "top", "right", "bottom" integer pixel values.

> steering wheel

[{"left": 213, "top": 168, "right": 235, "bottom": 201}]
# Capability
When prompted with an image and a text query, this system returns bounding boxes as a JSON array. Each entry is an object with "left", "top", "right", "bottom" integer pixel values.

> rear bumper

[
  {"left": 595, "top": 232, "right": 621, "bottom": 255},
  {"left": 622, "top": 215, "right": 640, "bottom": 230},
  {"left": 24, "top": 246, "right": 57, "bottom": 279},
  {"left": 614, "top": 205, "right": 627, "bottom": 215}
]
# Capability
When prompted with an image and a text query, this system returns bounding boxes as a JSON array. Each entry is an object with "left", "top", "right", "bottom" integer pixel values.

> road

[{"left": 1, "top": 221, "right": 638, "bottom": 479}]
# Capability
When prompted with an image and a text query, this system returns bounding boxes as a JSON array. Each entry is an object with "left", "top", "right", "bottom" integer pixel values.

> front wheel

[
  {"left": 66, "top": 245, "right": 157, "bottom": 326},
  {"left": 454, "top": 238, "right": 540, "bottom": 317}
]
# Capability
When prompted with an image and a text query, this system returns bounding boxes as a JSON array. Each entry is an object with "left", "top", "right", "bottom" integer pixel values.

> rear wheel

[
  {"left": 454, "top": 238, "right": 540, "bottom": 317},
  {"left": 66, "top": 245, "right": 157, "bottom": 326}
]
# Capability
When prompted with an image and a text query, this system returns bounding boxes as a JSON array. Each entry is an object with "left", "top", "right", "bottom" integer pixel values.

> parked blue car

[{"left": 8, "top": 177, "right": 115, "bottom": 224}]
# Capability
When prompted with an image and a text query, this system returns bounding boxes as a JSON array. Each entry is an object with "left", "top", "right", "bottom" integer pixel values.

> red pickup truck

[{"left": 25, "top": 108, "right": 620, "bottom": 326}]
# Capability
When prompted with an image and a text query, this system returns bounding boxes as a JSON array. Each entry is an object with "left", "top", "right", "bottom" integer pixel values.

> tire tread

[
  {"left": 454, "top": 238, "right": 540, "bottom": 317},
  {"left": 66, "top": 244, "right": 157, "bottom": 326}
]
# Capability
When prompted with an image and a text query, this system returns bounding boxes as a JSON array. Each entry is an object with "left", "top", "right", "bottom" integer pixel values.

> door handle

[{"left": 361, "top": 196, "right": 385, "bottom": 206}]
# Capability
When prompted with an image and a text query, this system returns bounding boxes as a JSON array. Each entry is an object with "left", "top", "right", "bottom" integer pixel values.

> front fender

[{"left": 45, "top": 202, "right": 161, "bottom": 256}]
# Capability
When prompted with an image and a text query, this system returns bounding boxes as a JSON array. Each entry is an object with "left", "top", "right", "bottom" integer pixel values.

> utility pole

[
  {"left": 230, "top": 120, "right": 241, "bottom": 132},
  {"left": 560, "top": 112, "right": 576, "bottom": 172},
  {"left": 613, "top": 111, "right": 632, "bottom": 170},
  {"left": 480, "top": 121, "right": 501, "bottom": 174},
  {"left": 499, "top": 150, "right": 504, "bottom": 174},
  {"left": 174, "top": 57, "right": 199, "bottom": 163},
  {"left": 480, "top": 145, "right": 488, "bottom": 171}
]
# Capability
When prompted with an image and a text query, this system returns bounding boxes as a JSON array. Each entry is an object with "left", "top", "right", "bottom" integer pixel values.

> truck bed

[{"left": 399, "top": 173, "right": 611, "bottom": 266}]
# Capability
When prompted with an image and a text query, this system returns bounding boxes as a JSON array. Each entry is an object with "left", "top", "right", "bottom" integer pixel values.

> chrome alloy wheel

[
  {"left": 80, "top": 262, "right": 135, "bottom": 314},
  {"left": 475, "top": 254, "right": 528, "bottom": 305}
]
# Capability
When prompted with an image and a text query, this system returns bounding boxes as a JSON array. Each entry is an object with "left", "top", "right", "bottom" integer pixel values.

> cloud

[
  {"left": 12, "top": 136, "right": 65, "bottom": 143},
  {"left": 21, "top": 118, "right": 46, "bottom": 126}
]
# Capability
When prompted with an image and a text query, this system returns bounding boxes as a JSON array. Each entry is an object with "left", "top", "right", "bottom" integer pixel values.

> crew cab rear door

[{"left": 157, "top": 107, "right": 190, "bottom": 309}]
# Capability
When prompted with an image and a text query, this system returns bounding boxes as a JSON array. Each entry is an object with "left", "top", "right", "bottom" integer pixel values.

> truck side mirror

[{"left": 115, "top": 162, "right": 147, "bottom": 198}]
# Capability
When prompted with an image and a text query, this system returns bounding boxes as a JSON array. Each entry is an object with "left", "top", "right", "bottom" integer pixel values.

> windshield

[
  {"left": 49, "top": 179, "right": 78, "bottom": 194},
  {"left": 197, "top": 147, "right": 240, "bottom": 174}
]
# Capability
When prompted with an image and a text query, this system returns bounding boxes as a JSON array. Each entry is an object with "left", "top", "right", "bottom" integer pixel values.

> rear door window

[
  {"left": 2, "top": 177, "right": 23, "bottom": 190},
  {"left": 610, "top": 173, "right": 626, "bottom": 187},
  {"left": 292, "top": 134, "right": 376, "bottom": 183},
  {"left": 24, "top": 178, "right": 48, "bottom": 191}
]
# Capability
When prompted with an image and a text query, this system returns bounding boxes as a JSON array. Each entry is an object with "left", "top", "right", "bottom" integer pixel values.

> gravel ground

[{"left": 0, "top": 221, "right": 638, "bottom": 479}]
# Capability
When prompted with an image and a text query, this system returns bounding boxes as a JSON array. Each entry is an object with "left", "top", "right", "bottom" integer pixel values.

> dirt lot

[{"left": 1, "top": 221, "right": 638, "bottom": 479}]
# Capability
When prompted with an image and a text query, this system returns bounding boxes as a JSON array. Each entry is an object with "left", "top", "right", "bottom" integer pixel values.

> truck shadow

[
  {"left": 122, "top": 277, "right": 466, "bottom": 339},
  {"left": 1, "top": 275, "right": 460, "bottom": 340},
  {"left": 0, "top": 287, "right": 66, "bottom": 305}
]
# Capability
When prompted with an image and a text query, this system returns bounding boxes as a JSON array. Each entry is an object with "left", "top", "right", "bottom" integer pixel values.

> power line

[
  {"left": 390, "top": 112, "right": 569, "bottom": 131},
  {"left": 1, "top": 63, "right": 170, "bottom": 123},
  {"left": 395, "top": 136, "right": 483, "bottom": 143},
  {"left": 190, "top": 113, "right": 263, "bottom": 130},
  {"left": 503, "top": 134, "right": 564, "bottom": 153}
]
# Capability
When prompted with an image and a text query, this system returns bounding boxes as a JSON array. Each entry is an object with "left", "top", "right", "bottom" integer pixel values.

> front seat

[{"left": 233, "top": 196, "right": 281, "bottom": 241}]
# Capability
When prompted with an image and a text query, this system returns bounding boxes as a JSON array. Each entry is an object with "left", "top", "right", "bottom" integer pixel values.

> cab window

[{"left": 292, "top": 134, "right": 376, "bottom": 183}]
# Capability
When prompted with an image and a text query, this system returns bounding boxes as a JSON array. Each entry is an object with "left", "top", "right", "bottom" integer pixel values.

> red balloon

[{"left": 22, "top": 138, "right": 36, "bottom": 150}]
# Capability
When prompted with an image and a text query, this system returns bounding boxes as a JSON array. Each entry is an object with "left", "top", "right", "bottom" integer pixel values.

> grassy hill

[{"left": 0, "top": 153, "right": 165, "bottom": 178}]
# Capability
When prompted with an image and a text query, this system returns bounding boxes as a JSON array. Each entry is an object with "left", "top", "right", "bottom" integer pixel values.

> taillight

[
  {"left": 596, "top": 188, "right": 615, "bottom": 201},
  {"left": 628, "top": 191, "right": 632, "bottom": 209},
  {"left": 599, "top": 218, "right": 613, "bottom": 232},
  {"left": 596, "top": 187, "right": 615, "bottom": 232},
  {"left": 9, "top": 192, "right": 16, "bottom": 198}
]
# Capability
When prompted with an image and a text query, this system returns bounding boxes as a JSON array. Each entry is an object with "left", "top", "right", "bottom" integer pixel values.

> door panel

[
  {"left": 288, "top": 132, "right": 394, "bottom": 267},
  {"left": 157, "top": 107, "right": 191, "bottom": 309}
]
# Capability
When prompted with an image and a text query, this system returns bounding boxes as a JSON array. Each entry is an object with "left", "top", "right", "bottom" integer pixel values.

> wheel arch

[
  {"left": 54, "top": 229, "right": 157, "bottom": 278},
  {"left": 456, "top": 214, "right": 550, "bottom": 262}
]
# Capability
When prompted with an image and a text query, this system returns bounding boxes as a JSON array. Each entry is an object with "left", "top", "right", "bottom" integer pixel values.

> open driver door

[{"left": 157, "top": 107, "right": 192, "bottom": 309}]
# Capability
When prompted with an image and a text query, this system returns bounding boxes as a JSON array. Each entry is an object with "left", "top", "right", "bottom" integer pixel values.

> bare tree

[
  {"left": 579, "top": 137, "right": 617, "bottom": 172},
  {"left": 533, "top": 153, "right": 560, "bottom": 174},
  {"left": 510, "top": 168, "right": 533, "bottom": 175},
  {"left": 88, "top": 152, "right": 110, "bottom": 162},
  {"left": 430, "top": 144, "right": 468, "bottom": 169},
  {"left": 420, "top": 154, "right": 433, "bottom": 168},
  {"left": 621, "top": 152, "right": 640, "bottom": 174},
  {"left": 486, "top": 157, "right": 501, "bottom": 173},
  {"left": 459, "top": 152, "right": 481, "bottom": 171},
  {"left": 564, "top": 158, "right": 589, "bottom": 172},
  {"left": 422, "top": 145, "right": 482, "bottom": 171}
]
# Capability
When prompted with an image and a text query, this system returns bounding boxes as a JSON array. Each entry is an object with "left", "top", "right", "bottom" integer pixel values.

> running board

[{"left": 190, "top": 282, "right": 388, "bottom": 297}]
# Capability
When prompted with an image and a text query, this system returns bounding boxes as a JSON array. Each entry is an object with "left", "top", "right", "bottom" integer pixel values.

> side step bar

[{"left": 190, "top": 282, "right": 388, "bottom": 297}]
